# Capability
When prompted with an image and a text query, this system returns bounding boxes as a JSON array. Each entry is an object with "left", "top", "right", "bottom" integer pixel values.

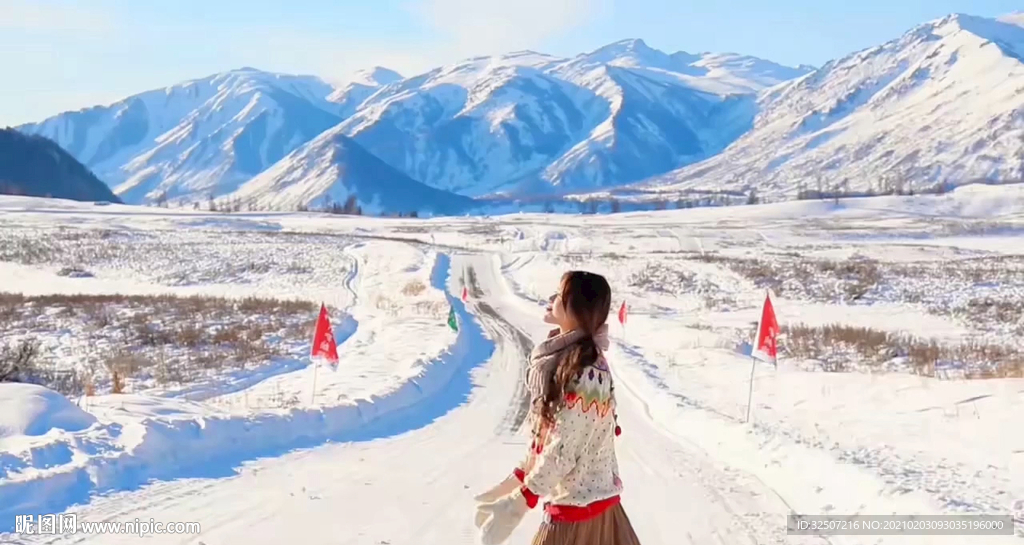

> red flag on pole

[
  {"left": 311, "top": 303, "right": 339, "bottom": 366},
  {"left": 461, "top": 286, "right": 468, "bottom": 303},
  {"left": 618, "top": 301, "right": 628, "bottom": 325},
  {"left": 752, "top": 292, "right": 779, "bottom": 364}
]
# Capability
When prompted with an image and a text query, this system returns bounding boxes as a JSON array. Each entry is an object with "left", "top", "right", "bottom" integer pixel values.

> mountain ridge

[
  {"left": 633, "top": 12, "right": 1024, "bottom": 200},
  {"left": 18, "top": 68, "right": 344, "bottom": 205},
  {"left": 13, "top": 13, "right": 1020, "bottom": 213},
  {"left": 0, "top": 129, "right": 121, "bottom": 203}
]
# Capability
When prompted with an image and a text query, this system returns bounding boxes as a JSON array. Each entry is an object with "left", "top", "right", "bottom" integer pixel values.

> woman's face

[
  {"left": 548, "top": 290, "right": 574, "bottom": 329},
  {"left": 543, "top": 293, "right": 558, "bottom": 324}
]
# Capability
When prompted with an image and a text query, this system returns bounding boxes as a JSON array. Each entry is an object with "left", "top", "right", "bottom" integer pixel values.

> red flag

[
  {"left": 311, "top": 303, "right": 339, "bottom": 366},
  {"left": 753, "top": 292, "right": 779, "bottom": 363},
  {"left": 461, "top": 286, "right": 468, "bottom": 302},
  {"left": 618, "top": 301, "right": 627, "bottom": 325}
]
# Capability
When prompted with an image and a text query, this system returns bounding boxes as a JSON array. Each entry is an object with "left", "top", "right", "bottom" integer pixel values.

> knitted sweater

[{"left": 517, "top": 354, "right": 622, "bottom": 509}]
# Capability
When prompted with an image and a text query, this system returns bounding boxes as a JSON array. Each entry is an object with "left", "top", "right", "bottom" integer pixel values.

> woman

[{"left": 473, "top": 271, "right": 641, "bottom": 545}]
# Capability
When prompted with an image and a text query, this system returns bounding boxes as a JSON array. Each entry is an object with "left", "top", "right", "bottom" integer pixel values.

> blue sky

[{"left": 1, "top": 0, "right": 1019, "bottom": 126}]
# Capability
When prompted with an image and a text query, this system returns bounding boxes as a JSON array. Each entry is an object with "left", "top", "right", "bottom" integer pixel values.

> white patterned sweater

[{"left": 517, "top": 355, "right": 623, "bottom": 507}]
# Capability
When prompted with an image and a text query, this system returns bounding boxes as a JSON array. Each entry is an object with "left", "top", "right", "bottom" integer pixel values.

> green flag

[{"left": 447, "top": 304, "right": 458, "bottom": 332}]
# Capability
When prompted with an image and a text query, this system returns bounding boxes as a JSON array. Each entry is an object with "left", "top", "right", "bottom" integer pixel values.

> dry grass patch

[
  {"left": 694, "top": 254, "right": 882, "bottom": 301},
  {"left": 402, "top": 280, "right": 427, "bottom": 297},
  {"left": 0, "top": 292, "right": 318, "bottom": 395},
  {"left": 783, "top": 323, "right": 1024, "bottom": 378},
  {"left": 627, "top": 262, "right": 736, "bottom": 309},
  {"left": 628, "top": 262, "right": 696, "bottom": 294}
]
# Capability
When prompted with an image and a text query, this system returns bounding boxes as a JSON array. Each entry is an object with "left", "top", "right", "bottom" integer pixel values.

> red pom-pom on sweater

[{"left": 615, "top": 425, "right": 621, "bottom": 436}]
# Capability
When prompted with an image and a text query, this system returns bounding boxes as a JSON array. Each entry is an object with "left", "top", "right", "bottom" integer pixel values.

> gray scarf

[{"left": 525, "top": 323, "right": 610, "bottom": 421}]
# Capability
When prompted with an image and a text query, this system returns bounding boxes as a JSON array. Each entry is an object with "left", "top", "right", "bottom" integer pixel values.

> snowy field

[{"left": 0, "top": 187, "right": 1022, "bottom": 544}]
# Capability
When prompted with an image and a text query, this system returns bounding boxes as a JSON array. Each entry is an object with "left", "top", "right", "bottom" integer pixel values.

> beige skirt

[{"left": 531, "top": 504, "right": 642, "bottom": 545}]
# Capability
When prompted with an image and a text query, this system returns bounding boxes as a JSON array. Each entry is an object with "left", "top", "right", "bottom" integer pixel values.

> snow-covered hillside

[
  {"left": 327, "top": 67, "right": 403, "bottom": 119},
  {"left": 17, "top": 69, "right": 344, "bottom": 205},
  {"left": 640, "top": 14, "right": 1024, "bottom": 199},
  {"left": 228, "top": 131, "right": 475, "bottom": 215},
  {"left": 16, "top": 41, "right": 808, "bottom": 207},
  {"left": 330, "top": 41, "right": 809, "bottom": 196}
]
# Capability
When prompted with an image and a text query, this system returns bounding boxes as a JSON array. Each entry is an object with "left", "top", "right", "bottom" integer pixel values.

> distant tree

[
  {"left": 409, "top": 210, "right": 419, "bottom": 218},
  {"left": 610, "top": 199, "right": 621, "bottom": 214},
  {"left": 746, "top": 188, "right": 759, "bottom": 205},
  {"left": 543, "top": 201, "right": 555, "bottom": 214},
  {"left": 155, "top": 191, "right": 168, "bottom": 208},
  {"left": 207, "top": 194, "right": 216, "bottom": 212},
  {"left": 587, "top": 200, "right": 599, "bottom": 215},
  {"left": 576, "top": 201, "right": 587, "bottom": 214},
  {"left": 342, "top": 195, "right": 359, "bottom": 215},
  {"left": 654, "top": 200, "right": 667, "bottom": 211},
  {"left": 356, "top": 206, "right": 363, "bottom": 216},
  {"left": 193, "top": 202, "right": 200, "bottom": 210}
]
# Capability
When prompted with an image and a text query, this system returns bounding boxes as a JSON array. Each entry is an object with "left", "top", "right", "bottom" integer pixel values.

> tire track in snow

[{"left": 464, "top": 262, "right": 533, "bottom": 433}]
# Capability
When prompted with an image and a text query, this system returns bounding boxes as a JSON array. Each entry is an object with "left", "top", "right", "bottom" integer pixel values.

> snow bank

[
  {"left": 0, "top": 253, "right": 493, "bottom": 531},
  {"left": 0, "top": 384, "right": 96, "bottom": 438},
  {"left": 607, "top": 342, "right": 958, "bottom": 521}
]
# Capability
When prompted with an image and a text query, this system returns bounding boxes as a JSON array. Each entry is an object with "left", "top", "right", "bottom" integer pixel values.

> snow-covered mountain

[
  {"left": 22, "top": 13, "right": 1022, "bottom": 213},
  {"left": 327, "top": 41, "right": 811, "bottom": 196},
  {"left": 17, "top": 68, "right": 344, "bottom": 204},
  {"left": 15, "top": 40, "right": 810, "bottom": 209},
  {"left": 327, "top": 67, "right": 403, "bottom": 119},
  {"left": 639, "top": 14, "right": 1024, "bottom": 198},
  {"left": 228, "top": 131, "right": 475, "bottom": 216}
]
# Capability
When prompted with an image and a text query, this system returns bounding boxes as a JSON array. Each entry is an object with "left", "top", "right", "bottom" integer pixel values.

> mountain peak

[
  {"left": 925, "top": 12, "right": 1024, "bottom": 59},
  {"left": 350, "top": 67, "right": 403, "bottom": 87},
  {"left": 609, "top": 38, "right": 652, "bottom": 50},
  {"left": 589, "top": 38, "right": 660, "bottom": 58},
  {"left": 573, "top": 38, "right": 677, "bottom": 71}
]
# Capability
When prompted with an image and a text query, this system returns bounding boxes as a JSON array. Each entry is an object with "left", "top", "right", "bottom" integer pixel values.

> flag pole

[
  {"left": 745, "top": 355, "right": 756, "bottom": 423},
  {"left": 746, "top": 289, "right": 769, "bottom": 423},
  {"left": 311, "top": 359, "right": 318, "bottom": 406}
]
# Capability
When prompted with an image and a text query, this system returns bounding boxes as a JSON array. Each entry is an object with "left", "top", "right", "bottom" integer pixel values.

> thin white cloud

[
  {"left": 413, "top": 0, "right": 611, "bottom": 56},
  {"left": 216, "top": 28, "right": 441, "bottom": 85},
  {"left": 997, "top": 12, "right": 1024, "bottom": 28},
  {"left": 0, "top": 0, "right": 115, "bottom": 34},
  {"left": 276, "top": 0, "right": 613, "bottom": 83}
]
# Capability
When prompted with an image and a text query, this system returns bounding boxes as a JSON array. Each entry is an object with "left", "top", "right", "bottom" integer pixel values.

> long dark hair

[{"left": 540, "top": 271, "right": 611, "bottom": 424}]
